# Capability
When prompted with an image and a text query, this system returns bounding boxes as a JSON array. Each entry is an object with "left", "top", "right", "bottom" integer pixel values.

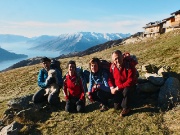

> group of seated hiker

[{"left": 32, "top": 49, "right": 137, "bottom": 117}]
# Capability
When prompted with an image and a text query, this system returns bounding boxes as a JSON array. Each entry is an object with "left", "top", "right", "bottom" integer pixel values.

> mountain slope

[
  {"left": 0, "top": 39, "right": 123, "bottom": 72},
  {"left": 0, "top": 47, "right": 28, "bottom": 62},
  {"left": 29, "top": 32, "right": 130, "bottom": 53},
  {"left": 26, "top": 35, "right": 57, "bottom": 45},
  {"left": 0, "top": 30, "right": 180, "bottom": 134},
  {"left": 56, "top": 38, "right": 123, "bottom": 59}
]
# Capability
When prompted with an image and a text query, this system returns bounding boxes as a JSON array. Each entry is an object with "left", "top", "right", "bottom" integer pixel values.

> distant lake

[{"left": 0, "top": 42, "right": 61, "bottom": 71}]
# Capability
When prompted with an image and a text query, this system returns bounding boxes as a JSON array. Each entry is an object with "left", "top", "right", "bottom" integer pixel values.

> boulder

[
  {"left": 147, "top": 76, "right": 165, "bottom": 86},
  {"left": 137, "top": 82, "right": 160, "bottom": 93},
  {"left": 7, "top": 94, "right": 33, "bottom": 110},
  {"left": 158, "top": 77, "right": 180, "bottom": 110},
  {"left": 137, "top": 77, "right": 148, "bottom": 84},
  {"left": 0, "top": 121, "right": 23, "bottom": 135},
  {"left": 141, "top": 64, "right": 158, "bottom": 73},
  {"left": 158, "top": 66, "right": 170, "bottom": 77},
  {"left": 144, "top": 73, "right": 160, "bottom": 78}
]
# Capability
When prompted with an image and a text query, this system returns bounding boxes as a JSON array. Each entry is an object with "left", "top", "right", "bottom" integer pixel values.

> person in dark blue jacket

[
  {"left": 32, "top": 57, "right": 63, "bottom": 106},
  {"left": 88, "top": 58, "right": 113, "bottom": 112}
]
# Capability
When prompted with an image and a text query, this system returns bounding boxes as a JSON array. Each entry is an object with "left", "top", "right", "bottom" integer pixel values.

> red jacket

[
  {"left": 63, "top": 74, "right": 85, "bottom": 100},
  {"left": 108, "top": 61, "right": 137, "bottom": 90}
]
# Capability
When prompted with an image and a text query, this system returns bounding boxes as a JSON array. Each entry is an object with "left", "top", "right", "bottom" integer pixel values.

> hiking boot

[
  {"left": 120, "top": 108, "right": 131, "bottom": 117},
  {"left": 100, "top": 105, "right": 108, "bottom": 112}
]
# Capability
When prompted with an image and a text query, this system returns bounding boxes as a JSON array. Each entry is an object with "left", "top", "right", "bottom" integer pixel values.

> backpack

[
  {"left": 50, "top": 59, "right": 62, "bottom": 75},
  {"left": 123, "top": 52, "right": 139, "bottom": 78},
  {"left": 76, "top": 67, "right": 90, "bottom": 84},
  {"left": 123, "top": 52, "right": 138, "bottom": 67},
  {"left": 99, "top": 59, "right": 111, "bottom": 74}
]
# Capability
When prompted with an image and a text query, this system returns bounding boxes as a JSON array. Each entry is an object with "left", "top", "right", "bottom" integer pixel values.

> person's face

[
  {"left": 68, "top": 64, "right": 76, "bottom": 74},
  {"left": 42, "top": 61, "right": 51, "bottom": 70},
  {"left": 112, "top": 52, "right": 123, "bottom": 67},
  {"left": 91, "top": 62, "right": 99, "bottom": 73}
]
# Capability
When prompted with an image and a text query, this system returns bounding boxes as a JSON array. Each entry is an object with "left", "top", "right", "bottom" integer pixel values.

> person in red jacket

[
  {"left": 108, "top": 50, "right": 137, "bottom": 117},
  {"left": 63, "top": 60, "right": 85, "bottom": 113}
]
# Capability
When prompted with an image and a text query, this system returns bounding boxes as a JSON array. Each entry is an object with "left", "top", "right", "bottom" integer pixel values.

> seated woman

[
  {"left": 88, "top": 58, "right": 113, "bottom": 112},
  {"left": 63, "top": 60, "right": 85, "bottom": 113}
]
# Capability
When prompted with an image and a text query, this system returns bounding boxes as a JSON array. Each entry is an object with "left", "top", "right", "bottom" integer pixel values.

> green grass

[{"left": 0, "top": 30, "right": 180, "bottom": 134}]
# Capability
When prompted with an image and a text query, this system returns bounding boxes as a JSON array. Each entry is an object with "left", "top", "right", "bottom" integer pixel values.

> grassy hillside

[{"left": 0, "top": 30, "right": 180, "bottom": 134}]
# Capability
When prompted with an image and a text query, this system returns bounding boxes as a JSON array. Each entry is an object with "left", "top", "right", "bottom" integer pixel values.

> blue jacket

[
  {"left": 88, "top": 70, "right": 110, "bottom": 93},
  {"left": 37, "top": 68, "right": 63, "bottom": 88}
]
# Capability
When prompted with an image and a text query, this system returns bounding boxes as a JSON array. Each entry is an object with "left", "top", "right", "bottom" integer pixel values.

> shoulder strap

[
  {"left": 63, "top": 73, "right": 68, "bottom": 83},
  {"left": 75, "top": 73, "right": 81, "bottom": 85},
  {"left": 124, "top": 60, "right": 130, "bottom": 70},
  {"left": 101, "top": 70, "right": 108, "bottom": 84},
  {"left": 63, "top": 71, "right": 68, "bottom": 81}
]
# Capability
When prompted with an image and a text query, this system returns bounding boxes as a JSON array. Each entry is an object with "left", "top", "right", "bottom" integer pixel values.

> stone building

[{"left": 143, "top": 10, "right": 180, "bottom": 37}]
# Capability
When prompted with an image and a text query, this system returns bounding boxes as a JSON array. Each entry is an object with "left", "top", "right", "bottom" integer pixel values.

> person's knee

[
  {"left": 65, "top": 100, "right": 71, "bottom": 112},
  {"left": 32, "top": 89, "right": 46, "bottom": 104},
  {"left": 48, "top": 93, "right": 60, "bottom": 104},
  {"left": 77, "top": 105, "right": 84, "bottom": 113},
  {"left": 48, "top": 97, "right": 57, "bottom": 105},
  {"left": 65, "top": 105, "right": 71, "bottom": 112},
  {"left": 32, "top": 94, "right": 39, "bottom": 104}
]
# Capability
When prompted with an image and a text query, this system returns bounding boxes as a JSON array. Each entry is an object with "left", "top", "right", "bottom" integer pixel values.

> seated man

[
  {"left": 108, "top": 50, "right": 137, "bottom": 117},
  {"left": 32, "top": 57, "right": 63, "bottom": 106}
]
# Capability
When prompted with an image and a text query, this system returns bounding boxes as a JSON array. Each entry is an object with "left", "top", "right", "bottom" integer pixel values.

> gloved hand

[
  {"left": 47, "top": 77, "right": 56, "bottom": 85},
  {"left": 76, "top": 99, "right": 83, "bottom": 105}
]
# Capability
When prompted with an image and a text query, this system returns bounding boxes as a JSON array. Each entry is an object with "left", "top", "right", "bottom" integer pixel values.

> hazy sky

[{"left": 0, "top": 0, "right": 179, "bottom": 37}]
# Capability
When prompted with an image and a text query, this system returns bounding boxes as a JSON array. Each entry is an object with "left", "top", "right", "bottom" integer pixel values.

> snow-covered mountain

[{"left": 29, "top": 32, "right": 130, "bottom": 53}]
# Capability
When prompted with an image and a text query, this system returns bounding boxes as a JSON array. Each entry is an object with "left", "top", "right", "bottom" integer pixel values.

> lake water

[{"left": 0, "top": 42, "right": 61, "bottom": 71}]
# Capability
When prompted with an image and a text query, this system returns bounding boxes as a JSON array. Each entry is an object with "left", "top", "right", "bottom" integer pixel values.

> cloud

[{"left": 0, "top": 18, "right": 147, "bottom": 37}]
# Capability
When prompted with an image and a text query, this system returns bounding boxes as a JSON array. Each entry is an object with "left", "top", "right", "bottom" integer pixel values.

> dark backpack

[
  {"left": 123, "top": 52, "right": 139, "bottom": 78},
  {"left": 50, "top": 59, "right": 62, "bottom": 75},
  {"left": 99, "top": 59, "right": 111, "bottom": 74},
  {"left": 76, "top": 67, "right": 90, "bottom": 83},
  {"left": 123, "top": 52, "right": 138, "bottom": 68}
]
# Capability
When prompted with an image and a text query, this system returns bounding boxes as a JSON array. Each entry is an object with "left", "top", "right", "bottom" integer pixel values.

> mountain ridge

[
  {"left": 29, "top": 32, "right": 130, "bottom": 53},
  {"left": 0, "top": 34, "right": 29, "bottom": 43},
  {"left": 0, "top": 47, "right": 28, "bottom": 62},
  {"left": 0, "top": 32, "right": 138, "bottom": 72}
]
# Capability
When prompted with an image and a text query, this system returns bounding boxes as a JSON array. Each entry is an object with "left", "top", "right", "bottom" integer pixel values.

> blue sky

[{"left": 0, "top": 0, "right": 179, "bottom": 37}]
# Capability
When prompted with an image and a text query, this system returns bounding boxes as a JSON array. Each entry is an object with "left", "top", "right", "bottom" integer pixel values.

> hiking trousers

[
  {"left": 113, "top": 86, "right": 135, "bottom": 110},
  {"left": 91, "top": 89, "right": 113, "bottom": 107},
  {"left": 32, "top": 88, "right": 60, "bottom": 105},
  {"left": 65, "top": 97, "right": 85, "bottom": 113}
]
